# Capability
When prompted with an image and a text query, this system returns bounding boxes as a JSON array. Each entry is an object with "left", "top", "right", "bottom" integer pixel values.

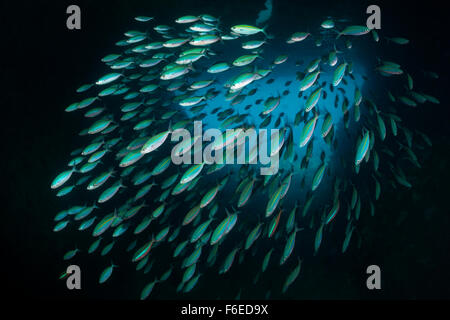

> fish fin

[
  {"left": 262, "top": 25, "right": 274, "bottom": 39},
  {"left": 187, "top": 63, "right": 196, "bottom": 73}
]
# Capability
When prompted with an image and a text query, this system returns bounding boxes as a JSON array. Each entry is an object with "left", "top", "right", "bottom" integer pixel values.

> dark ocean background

[{"left": 1, "top": 0, "right": 450, "bottom": 300}]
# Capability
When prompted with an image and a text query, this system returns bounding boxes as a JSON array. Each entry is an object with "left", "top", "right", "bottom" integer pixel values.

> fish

[
  {"left": 176, "top": 15, "right": 200, "bottom": 24},
  {"left": 376, "top": 63, "right": 403, "bottom": 76},
  {"left": 274, "top": 55, "right": 288, "bottom": 65},
  {"left": 132, "top": 237, "right": 155, "bottom": 262},
  {"left": 288, "top": 32, "right": 310, "bottom": 43},
  {"left": 99, "top": 262, "right": 118, "bottom": 284},
  {"left": 266, "top": 184, "right": 284, "bottom": 217},
  {"left": 337, "top": 25, "right": 370, "bottom": 38},
  {"left": 299, "top": 114, "right": 319, "bottom": 147},
  {"left": 325, "top": 199, "right": 340, "bottom": 224},
  {"left": 321, "top": 113, "right": 333, "bottom": 138},
  {"left": 51, "top": 168, "right": 76, "bottom": 189},
  {"left": 355, "top": 130, "right": 370, "bottom": 166},
  {"left": 233, "top": 54, "right": 261, "bottom": 67},
  {"left": 262, "top": 95, "right": 281, "bottom": 115},
  {"left": 141, "top": 127, "right": 172, "bottom": 154},
  {"left": 332, "top": 62, "right": 347, "bottom": 86},
  {"left": 280, "top": 226, "right": 303, "bottom": 265},
  {"left": 377, "top": 114, "right": 386, "bottom": 141},
  {"left": 386, "top": 37, "right": 410, "bottom": 45},
  {"left": 245, "top": 222, "right": 263, "bottom": 250},
  {"left": 63, "top": 248, "right": 79, "bottom": 260},
  {"left": 135, "top": 16, "right": 153, "bottom": 22},
  {"left": 200, "top": 184, "right": 220, "bottom": 208},
  {"left": 219, "top": 247, "right": 240, "bottom": 274},
  {"left": 140, "top": 279, "right": 159, "bottom": 300},
  {"left": 282, "top": 258, "right": 302, "bottom": 293},
  {"left": 305, "top": 87, "right": 322, "bottom": 112},
  {"left": 314, "top": 224, "right": 324, "bottom": 255},
  {"left": 96, "top": 73, "right": 122, "bottom": 86},
  {"left": 312, "top": 163, "right": 326, "bottom": 191},
  {"left": 207, "top": 62, "right": 230, "bottom": 74},
  {"left": 238, "top": 178, "right": 255, "bottom": 207},
  {"left": 98, "top": 181, "right": 124, "bottom": 203},
  {"left": 231, "top": 25, "right": 269, "bottom": 37},
  {"left": 242, "top": 40, "right": 266, "bottom": 50},
  {"left": 183, "top": 273, "right": 202, "bottom": 292},
  {"left": 299, "top": 70, "right": 320, "bottom": 91},
  {"left": 210, "top": 215, "right": 231, "bottom": 245},
  {"left": 321, "top": 19, "right": 335, "bottom": 29}
]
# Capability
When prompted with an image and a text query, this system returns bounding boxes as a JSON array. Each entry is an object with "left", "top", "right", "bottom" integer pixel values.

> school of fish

[{"left": 51, "top": 13, "right": 440, "bottom": 299}]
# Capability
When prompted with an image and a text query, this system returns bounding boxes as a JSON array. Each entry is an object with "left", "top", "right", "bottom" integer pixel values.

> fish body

[
  {"left": 299, "top": 70, "right": 320, "bottom": 91},
  {"left": 355, "top": 130, "right": 370, "bottom": 166},
  {"left": 299, "top": 114, "right": 319, "bottom": 147}
]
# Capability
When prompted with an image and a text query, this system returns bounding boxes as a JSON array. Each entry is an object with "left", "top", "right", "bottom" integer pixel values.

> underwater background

[{"left": 2, "top": 0, "right": 450, "bottom": 300}]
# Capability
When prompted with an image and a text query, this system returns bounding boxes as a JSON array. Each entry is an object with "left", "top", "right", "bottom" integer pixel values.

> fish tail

[
  {"left": 262, "top": 25, "right": 274, "bottom": 40},
  {"left": 188, "top": 63, "right": 196, "bottom": 73},
  {"left": 334, "top": 43, "right": 343, "bottom": 54}
]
